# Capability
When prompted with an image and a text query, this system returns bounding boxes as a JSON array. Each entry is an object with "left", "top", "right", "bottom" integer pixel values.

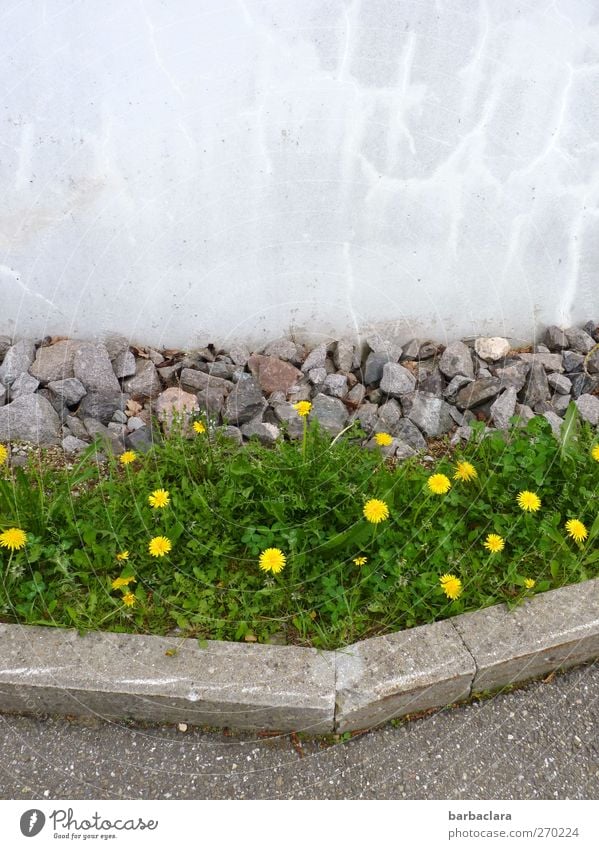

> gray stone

[
  {"left": 570, "top": 372, "right": 598, "bottom": 399},
  {"left": 394, "top": 440, "right": 417, "bottom": 460},
  {"left": 74, "top": 343, "right": 120, "bottom": 393},
  {"left": 0, "top": 385, "right": 6, "bottom": 406},
  {"left": 310, "top": 393, "right": 348, "bottom": 434},
  {"left": 517, "top": 352, "right": 564, "bottom": 372},
  {"left": 111, "top": 409, "right": 128, "bottom": 424},
  {"left": 583, "top": 320, "right": 599, "bottom": 341},
  {"left": 565, "top": 327, "right": 595, "bottom": 354},
  {"left": 542, "top": 411, "right": 564, "bottom": 438},
  {"left": 439, "top": 340, "right": 474, "bottom": 379},
  {"left": 0, "top": 335, "right": 12, "bottom": 362},
  {"left": 519, "top": 362, "right": 550, "bottom": 408},
  {"left": 418, "top": 366, "right": 445, "bottom": 395},
  {"left": 0, "top": 339, "right": 36, "bottom": 386},
  {"left": 490, "top": 387, "right": 518, "bottom": 430},
  {"left": 301, "top": 343, "right": 328, "bottom": 373},
  {"left": 586, "top": 347, "right": 599, "bottom": 375},
  {"left": 220, "top": 425, "right": 243, "bottom": 445},
  {"left": 62, "top": 435, "right": 89, "bottom": 454},
  {"left": 197, "top": 388, "right": 227, "bottom": 416},
  {"left": 333, "top": 340, "right": 357, "bottom": 373},
  {"left": 108, "top": 422, "right": 128, "bottom": 438},
  {"left": 379, "top": 362, "right": 416, "bottom": 397},
  {"left": 241, "top": 420, "right": 281, "bottom": 445},
  {"left": 334, "top": 620, "right": 475, "bottom": 731},
  {"left": 246, "top": 355, "right": 301, "bottom": 395},
  {"left": 147, "top": 348, "right": 164, "bottom": 365},
  {"left": 199, "top": 361, "right": 238, "bottom": 380},
  {"left": 547, "top": 373, "right": 572, "bottom": 395},
  {"left": 551, "top": 393, "right": 572, "bottom": 416},
  {"left": 65, "top": 415, "right": 89, "bottom": 440},
  {"left": 307, "top": 367, "right": 327, "bottom": 387},
  {"left": 366, "top": 332, "right": 403, "bottom": 361},
  {"left": 224, "top": 343, "right": 248, "bottom": 366},
  {"left": 272, "top": 402, "right": 304, "bottom": 439},
  {"left": 346, "top": 383, "right": 366, "bottom": 407},
  {"left": 544, "top": 325, "right": 569, "bottom": 351},
  {"left": 125, "top": 425, "right": 160, "bottom": 453},
  {"left": 450, "top": 425, "right": 473, "bottom": 446},
  {"left": 122, "top": 359, "right": 162, "bottom": 399},
  {"left": 263, "top": 338, "right": 300, "bottom": 363},
  {"left": 78, "top": 391, "right": 128, "bottom": 424},
  {"left": 563, "top": 350, "right": 585, "bottom": 373},
  {"left": 29, "top": 340, "right": 78, "bottom": 384},
  {"left": 376, "top": 399, "right": 402, "bottom": 433},
  {"left": 127, "top": 416, "right": 145, "bottom": 431},
  {"left": 514, "top": 403, "right": 536, "bottom": 425},
  {"left": 351, "top": 403, "right": 378, "bottom": 434},
  {"left": 0, "top": 624, "right": 336, "bottom": 733},
  {"left": 103, "top": 334, "right": 130, "bottom": 359},
  {"left": 10, "top": 372, "right": 39, "bottom": 399},
  {"left": 48, "top": 377, "right": 87, "bottom": 405},
  {"left": 322, "top": 373, "right": 348, "bottom": 398},
  {"left": 407, "top": 391, "right": 454, "bottom": 437},
  {"left": 395, "top": 417, "right": 427, "bottom": 449},
  {"left": 444, "top": 374, "right": 473, "bottom": 398},
  {"left": 365, "top": 436, "right": 398, "bottom": 457},
  {"left": 477, "top": 367, "right": 492, "bottom": 379},
  {"left": 0, "top": 394, "right": 61, "bottom": 444},
  {"left": 455, "top": 378, "right": 502, "bottom": 410},
  {"left": 84, "top": 418, "right": 125, "bottom": 454},
  {"left": 179, "top": 367, "right": 231, "bottom": 394},
  {"left": 111, "top": 349, "right": 136, "bottom": 379},
  {"left": 474, "top": 336, "right": 510, "bottom": 362},
  {"left": 418, "top": 341, "right": 438, "bottom": 359},
  {"left": 400, "top": 338, "right": 421, "bottom": 360},
  {"left": 225, "top": 374, "right": 265, "bottom": 424},
  {"left": 363, "top": 351, "right": 393, "bottom": 386},
  {"left": 154, "top": 387, "right": 199, "bottom": 432},
  {"left": 453, "top": 579, "right": 599, "bottom": 692},
  {"left": 575, "top": 394, "right": 599, "bottom": 426}
]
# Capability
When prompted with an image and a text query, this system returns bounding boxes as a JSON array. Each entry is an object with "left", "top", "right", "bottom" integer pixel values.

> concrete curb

[{"left": 0, "top": 578, "right": 597, "bottom": 733}]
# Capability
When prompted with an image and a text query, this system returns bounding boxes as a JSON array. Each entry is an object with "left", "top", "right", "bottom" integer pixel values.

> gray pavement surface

[{"left": 0, "top": 663, "right": 597, "bottom": 800}]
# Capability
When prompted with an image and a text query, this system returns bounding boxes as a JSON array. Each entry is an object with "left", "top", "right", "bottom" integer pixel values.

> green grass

[{"left": 0, "top": 404, "right": 597, "bottom": 649}]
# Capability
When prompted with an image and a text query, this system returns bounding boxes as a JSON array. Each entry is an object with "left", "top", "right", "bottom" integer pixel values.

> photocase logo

[{"left": 19, "top": 810, "right": 46, "bottom": 837}]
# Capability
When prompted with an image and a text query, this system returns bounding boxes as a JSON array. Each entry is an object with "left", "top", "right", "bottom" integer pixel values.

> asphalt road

[{"left": 0, "top": 663, "right": 597, "bottom": 800}]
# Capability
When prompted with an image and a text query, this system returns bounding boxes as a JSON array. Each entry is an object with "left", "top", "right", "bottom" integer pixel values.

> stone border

[{"left": 0, "top": 579, "right": 597, "bottom": 733}]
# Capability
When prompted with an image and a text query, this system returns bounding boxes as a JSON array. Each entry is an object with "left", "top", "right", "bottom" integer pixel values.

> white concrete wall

[{"left": 1, "top": 0, "right": 598, "bottom": 350}]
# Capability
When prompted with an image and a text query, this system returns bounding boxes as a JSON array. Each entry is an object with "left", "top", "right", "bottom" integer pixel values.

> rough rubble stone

[
  {"left": 583, "top": 320, "right": 599, "bottom": 341},
  {"left": 455, "top": 377, "right": 502, "bottom": 410},
  {"left": 228, "top": 343, "right": 251, "bottom": 367},
  {"left": 29, "top": 341, "right": 76, "bottom": 384},
  {"left": 438, "top": 340, "right": 474, "bottom": 379},
  {"left": 517, "top": 352, "right": 563, "bottom": 372},
  {"left": 351, "top": 403, "right": 378, "bottom": 434},
  {"left": 474, "top": 337, "right": 510, "bottom": 362},
  {"left": 346, "top": 383, "right": 366, "bottom": 407},
  {"left": 562, "top": 350, "right": 584, "bottom": 373},
  {"left": 520, "top": 362, "right": 550, "bottom": 408},
  {"left": 154, "top": 387, "right": 199, "bottom": 432},
  {"left": 123, "top": 359, "right": 162, "bottom": 399},
  {"left": 542, "top": 411, "right": 563, "bottom": 438},
  {"left": 544, "top": 326, "right": 569, "bottom": 351},
  {"left": 380, "top": 362, "right": 416, "bottom": 397},
  {"left": 407, "top": 391, "right": 454, "bottom": 437},
  {"left": 125, "top": 425, "right": 161, "bottom": 453},
  {"left": 62, "top": 435, "right": 89, "bottom": 454},
  {"left": 225, "top": 374, "right": 265, "bottom": 424},
  {"left": 575, "top": 394, "right": 599, "bottom": 426},
  {"left": 77, "top": 391, "right": 128, "bottom": 424},
  {"left": 198, "top": 361, "right": 237, "bottom": 380},
  {"left": 112, "top": 349, "right": 136, "bottom": 379},
  {"left": 127, "top": 416, "right": 145, "bottom": 431},
  {"left": 363, "top": 352, "right": 393, "bottom": 385},
  {"left": 490, "top": 387, "right": 518, "bottom": 430},
  {"left": 365, "top": 332, "right": 403, "bottom": 361},
  {"left": 586, "top": 347, "right": 599, "bottom": 375},
  {"left": 514, "top": 403, "right": 536, "bottom": 425},
  {"left": 179, "top": 367, "right": 231, "bottom": 394},
  {"left": 547, "top": 373, "right": 572, "bottom": 395},
  {"left": 418, "top": 341, "right": 439, "bottom": 359},
  {"left": 551, "top": 394, "right": 572, "bottom": 416},
  {"left": 376, "top": 399, "right": 402, "bottom": 434},
  {"left": 273, "top": 402, "right": 304, "bottom": 439},
  {"left": 0, "top": 385, "right": 6, "bottom": 406},
  {"left": 565, "top": 327, "right": 595, "bottom": 354},
  {"left": 307, "top": 367, "right": 327, "bottom": 387},
  {"left": 418, "top": 366, "right": 445, "bottom": 395},
  {"left": 103, "top": 334, "right": 130, "bottom": 360},
  {"left": 220, "top": 425, "right": 243, "bottom": 445},
  {"left": 444, "top": 374, "right": 473, "bottom": 398},
  {"left": 395, "top": 418, "right": 427, "bottom": 449},
  {"left": 74, "top": 343, "right": 120, "bottom": 393},
  {"left": 10, "top": 372, "right": 39, "bottom": 399},
  {"left": 400, "top": 338, "right": 420, "bottom": 359},
  {"left": 247, "top": 354, "right": 301, "bottom": 395},
  {"left": 241, "top": 420, "right": 281, "bottom": 445},
  {"left": 195, "top": 388, "right": 227, "bottom": 416},
  {"left": 0, "top": 339, "right": 36, "bottom": 387},
  {"left": 263, "top": 338, "right": 300, "bottom": 363},
  {"left": 301, "top": 343, "right": 328, "bottom": 373},
  {"left": 48, "top": 378, "right": 87, "bottom": 405},
  {"left": 333, "top": 340, "right": 357, "bottom": 373},
  {"left": 84, "top": 418, "right": 124, "bottom": 454},
  {"left": 322, "top": 373, "right": 348, "bottom": 398},
  {"left": 570, "top": 372, "right": 598, "bottom": 399},
  {"left": 0, "top": 394, "right": 61, "bottom": 444},
  {"left": 310, "top": 393, "right": 348, "bottom": 434}
]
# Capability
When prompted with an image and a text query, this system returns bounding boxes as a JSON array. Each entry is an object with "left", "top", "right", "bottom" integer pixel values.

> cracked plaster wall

[{"left": 0, "top": 0, "right": 598, "bottom": 349}]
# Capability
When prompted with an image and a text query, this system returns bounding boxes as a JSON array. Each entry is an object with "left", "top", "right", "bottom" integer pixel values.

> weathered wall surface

[{"left": 1, "top": 0, "right": 597, "bottom": 349}]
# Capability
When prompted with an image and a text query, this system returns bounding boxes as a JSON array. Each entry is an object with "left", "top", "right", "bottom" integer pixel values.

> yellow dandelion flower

[
  {"left": 363, "top": 498, "right": 390, "bottom": 524},
  {"left": 120, "top": 450, "right": 137, "bottom": 466},
  {"left": 148, "top": 489, "right": 170, "bottom": 509},
  {"left": 592, "top": 444, "right": 599, "bottom": 462},
  {"left": 111, "top": 575, "right": 136, "bottom": 590},
  {"left": 524, "top": 578, "right": 536, "bottom": 589},
  {"left": 148, "top": 536, "right": 172, "bottom": 557},
  {"left": 259, "top": 548, "right": 286, "bottom": 574},
  {"left": 293, "top": 401, "right": 312, "bottom": 418},
  {"left": 353, "top": 556, "right": 368, "bottom": 566},
  {"left": 374, "top": 432, "right": 393, "bottom": 447},
  {"left": 0, "top": 443, "right": 8, "bottom": 465},
  {"left": 517, "top": 490, "right": 541, "bottom": 512},
  {"left": 427, "top": 474, "right": 451, "bottom": 495},
  {"left": 565, "top": 518, "right": 588, "bottom": 544},
  {"left": 0, "top": 527, "right": 27, "bottom": 551},
  {"left": 454, "top": 460, "right": 477, "bottom": 482},
  {"left": 439, "top": 573, "right": 463, "bottom": 600},
  {"left": 193, "top": 421, "right": 206, "bottom": 434},
  {"left": 116, "top": 551, "right": 129, "bottom": 561},
  {"left": 483, "top": 533, "right": 505, "bottom": 554},
  {"left": 122, "top": 592, "right": 136, "bottom": 607}
]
